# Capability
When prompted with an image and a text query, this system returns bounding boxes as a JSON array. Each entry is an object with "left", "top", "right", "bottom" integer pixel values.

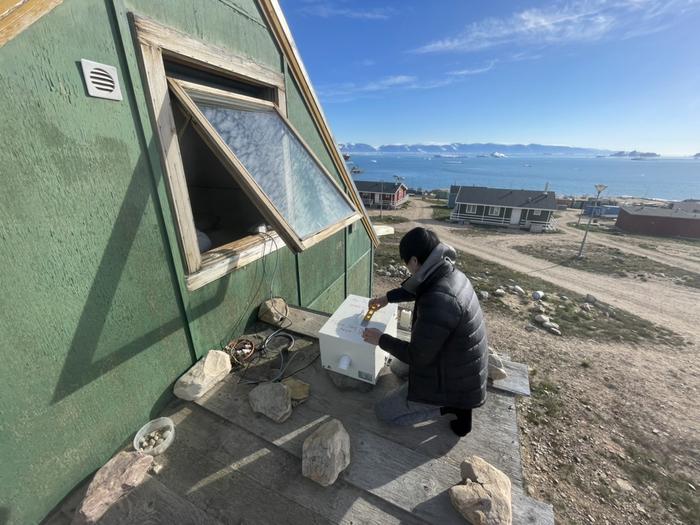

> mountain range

[{"left": 339, "top": 142, "right": 613, "bottom": 156}]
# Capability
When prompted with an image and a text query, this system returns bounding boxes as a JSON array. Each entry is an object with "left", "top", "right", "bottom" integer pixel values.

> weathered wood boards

[
  {"left": 195, "top": 339, "right": 553, "bottom": 524},
  {"left": 161, "top": 403, "right": 429, "bottom": 525}
]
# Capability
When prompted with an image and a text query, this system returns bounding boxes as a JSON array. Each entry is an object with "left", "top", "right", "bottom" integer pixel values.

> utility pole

[
  {"left": 379, "top": 180, "right": 384, "bottom": 218},
  {"left": 578, "top": 184, "right": 607, "bottom": 258}
]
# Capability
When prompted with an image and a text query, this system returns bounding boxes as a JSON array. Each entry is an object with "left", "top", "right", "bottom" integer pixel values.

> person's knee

[{"left": 374, "top": 397, "right": 394, "bottom": 423}]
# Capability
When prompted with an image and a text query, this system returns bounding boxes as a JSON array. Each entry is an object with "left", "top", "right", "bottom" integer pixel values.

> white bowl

[{"left": 133, "top": 417, "right": 175, "bottom": 456}]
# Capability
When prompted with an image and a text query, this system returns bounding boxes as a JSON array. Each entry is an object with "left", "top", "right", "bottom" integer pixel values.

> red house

[
  {"left": 616, "top": 205, "right": 700, "bottom": 239},
  {"left": 355, "top": 180, "right": 409, "bottom": 209}
]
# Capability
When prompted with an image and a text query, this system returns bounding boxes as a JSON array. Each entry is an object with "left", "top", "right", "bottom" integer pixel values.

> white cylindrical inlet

[{"left": 338, "top": 354, "right": 352, "bottom": 370}]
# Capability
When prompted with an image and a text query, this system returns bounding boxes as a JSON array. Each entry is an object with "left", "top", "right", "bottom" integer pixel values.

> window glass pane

[{"left": 195, "top": 101, "right": 355, "bottom": 239}]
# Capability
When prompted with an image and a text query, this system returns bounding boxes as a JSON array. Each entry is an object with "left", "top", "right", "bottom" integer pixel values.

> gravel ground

[{"left": 369, "top": 199, "right": 699, "bottom": 525}]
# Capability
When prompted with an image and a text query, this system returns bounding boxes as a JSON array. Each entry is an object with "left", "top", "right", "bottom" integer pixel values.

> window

[
  {"left": 532, "top": 209, "right": 542, "bottom": 216},
  {"left": 465, "top": 204, "right": 477, "bottom": 214},
  {"left": 135, "top": 17, "right": 360, "bottom": 290},
  {"left": 488, "top": 206, "right": 501, "bottom": 216}
]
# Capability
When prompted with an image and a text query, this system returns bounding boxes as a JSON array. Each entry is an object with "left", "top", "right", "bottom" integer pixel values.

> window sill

[{"left": 185, "top": 231, "right": 285, "bottom": 291}]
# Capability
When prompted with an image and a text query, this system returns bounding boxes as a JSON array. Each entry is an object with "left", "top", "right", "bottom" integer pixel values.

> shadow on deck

[{"left": 45, "top": 313, "right": 553, "bottom": 524}]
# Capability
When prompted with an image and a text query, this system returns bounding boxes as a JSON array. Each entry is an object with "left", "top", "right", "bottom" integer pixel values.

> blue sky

[{"left": 280, "top": 0, "right": 700, "bottom": 155}]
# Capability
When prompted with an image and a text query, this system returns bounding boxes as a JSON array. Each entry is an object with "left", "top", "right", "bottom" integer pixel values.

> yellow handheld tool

[{"left": 361, "top": 304, "right": 379, "bottom": 326}]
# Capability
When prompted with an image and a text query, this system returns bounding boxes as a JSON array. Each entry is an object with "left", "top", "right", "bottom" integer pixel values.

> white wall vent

[{"left": 80, "top": 59, "right": 123, "bottom": 101}]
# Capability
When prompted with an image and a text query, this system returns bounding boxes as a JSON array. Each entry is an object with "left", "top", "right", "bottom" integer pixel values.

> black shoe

[
  {"left": 450, "top": 418, "right": 471, "bottom": 437},
  {"left": 441, "top": 407, "right": 472, "bottom": 437}
]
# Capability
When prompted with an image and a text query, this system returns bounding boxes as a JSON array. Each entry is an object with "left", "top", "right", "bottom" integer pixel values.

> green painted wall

[
  {"left": 0, "top": 1, "right": 373, "bottom": 523},
  {"left": 0, "top": 2, "right": 194, "bottom": 524}
]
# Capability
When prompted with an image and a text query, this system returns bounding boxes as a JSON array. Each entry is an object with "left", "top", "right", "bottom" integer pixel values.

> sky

[{"left": 280, "top": 0, "right": 700, "bottom": 155}]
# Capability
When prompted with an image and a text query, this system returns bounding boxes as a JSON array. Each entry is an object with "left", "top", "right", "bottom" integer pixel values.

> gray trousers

[{"left": 374, "top": 381, "right": 441, "bottom": 426}]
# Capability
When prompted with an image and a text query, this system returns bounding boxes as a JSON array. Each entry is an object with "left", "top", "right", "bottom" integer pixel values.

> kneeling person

[{"left": 362, "top": 227, "right": 488, "bottom": 436}]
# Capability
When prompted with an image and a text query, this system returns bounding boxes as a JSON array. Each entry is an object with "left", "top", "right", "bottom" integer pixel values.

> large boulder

[
  {"left": 534, "top": 314, "right": 550, "bottom": 324},
  {"left": 249, "top": 382, "right": 292, "bottom": 423},
  {"left": 174, "top": 350, "right": 232, "bottom": 401},
  {"left": 302, "top": 419, "right": 351, "bottom": 486},
  {"left": 449, "top": 455, "right": 512, "bottom": 525},
  {"left": 72, "top": 451, "right": 153, "bottom": 525}
]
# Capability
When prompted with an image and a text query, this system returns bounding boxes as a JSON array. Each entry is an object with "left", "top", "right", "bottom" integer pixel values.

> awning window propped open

[{"left": 169, "top": 79, "right": 360, "bottom": 252}]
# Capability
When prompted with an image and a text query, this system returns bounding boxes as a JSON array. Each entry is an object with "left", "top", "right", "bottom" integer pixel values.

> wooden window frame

[
  {"left": 131, "top": 15, "right": 360, "bottom": 291},
  {"left": 531, "top": 209, "right": 542, "bottom": 216},
  {"left": 465, "top": 204, "right": 477, "bottom": 214},
  {"left": 0, "top": 0, "right": 62, "bottom": 47},
  {"left": 488, "top": 206, "right": 501, "bottom": 216}
]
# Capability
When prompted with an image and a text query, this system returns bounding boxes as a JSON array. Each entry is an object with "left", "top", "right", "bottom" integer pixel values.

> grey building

[{"left": 451, "top": 186, "right": 557, "bottom": 232}]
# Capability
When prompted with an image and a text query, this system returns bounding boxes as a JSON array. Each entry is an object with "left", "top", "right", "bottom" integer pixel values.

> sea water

[{"left": 347, "top": 154, "right": 700, "bottom": 200}]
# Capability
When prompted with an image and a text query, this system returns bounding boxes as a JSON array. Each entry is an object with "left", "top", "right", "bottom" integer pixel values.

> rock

[
  {"left": 326, "top": 369, "right": 373, "bottom": 392},
  {"left": 581, "top": 303, "right": 594, "bottom": 312},
  {"left": 532, "top": 291, "right": 545, "bottom": 301},
  {"left": 549, "top": 328, "right": 562, "bottom": 336},
  {"left": 542, "top": 321, "right": 560, "bottom": 330},
  {"left": 488, "top": 351, "right": 507, "bottom": 381},
  {"left": 494, "top": 288, "right": 506, "bottom": 297},
  {"left": 450, "top": 456, "right": 512, "bottom": 525},
  {"left": 249, "top": 382, "right": 292, "bottom": 423},
  {"left": 173, "top": 350, "right": 232, "bottom": 401},
  {"left": 525, "top": 324, "right": 537, "bottom": 332},
  {"left": 302, "top": 419, "right": 350, "bottom": 486},
  {"left": 72, "top": 451, "right": 153, "bottom": 525},
  {"left": 513, "top": 285, "right": 525, "bottom": 295},
  {"left": 534, "top": 314, "right": 550, "bottom": 324},
  {"left": 479, "top": 291, "right": 490, "bottom": 300},
  {"left": 282, "top": 377, "right": 310, "bottom": 404},
  {"left": 585, "top": 294, "right": 597, "bottom": 304},
  {"left": 615, "top": 478, "right": 634, "bottom": 492}
]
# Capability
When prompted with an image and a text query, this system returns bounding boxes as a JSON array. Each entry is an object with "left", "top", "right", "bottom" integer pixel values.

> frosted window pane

[{"left": 196, "top": 102, "right": 355, "bottom": 239}]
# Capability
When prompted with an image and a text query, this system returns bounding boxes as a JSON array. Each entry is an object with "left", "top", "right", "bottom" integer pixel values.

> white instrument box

[{"left": 319, "top": 294, "right": 398, "bottom": 384}]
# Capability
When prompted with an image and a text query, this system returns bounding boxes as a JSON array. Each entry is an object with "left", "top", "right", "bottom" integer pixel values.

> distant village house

[
  {"left": 616, "top": 204, "right": 700, "bottom": 239},
  {"left": 451, "top": 186, "right": 557, "bottom": 232},
  {"left": 355, "top": 180, "right": 409, "bottom": 209}
]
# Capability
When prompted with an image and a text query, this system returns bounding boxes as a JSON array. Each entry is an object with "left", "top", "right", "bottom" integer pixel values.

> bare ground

[{"left": 369, "top": 199, "right": 700, "bottom": 525}]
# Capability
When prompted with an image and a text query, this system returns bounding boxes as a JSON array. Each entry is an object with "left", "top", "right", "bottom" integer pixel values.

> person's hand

[
  {"left": 362, "top": 328, "right": 383, "bottom": 346},
  {"left": 368, "top": 295, "right": 388, "bottom": 310}
]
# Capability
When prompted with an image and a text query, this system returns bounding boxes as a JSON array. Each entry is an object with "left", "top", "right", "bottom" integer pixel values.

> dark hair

[{"left": 399, "top": 227, "right": 440, "bottom": 264}]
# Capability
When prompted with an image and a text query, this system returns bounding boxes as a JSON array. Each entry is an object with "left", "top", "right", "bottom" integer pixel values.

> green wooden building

[{"left": 0, "top": 1, "right": 377, "bottom": 523}]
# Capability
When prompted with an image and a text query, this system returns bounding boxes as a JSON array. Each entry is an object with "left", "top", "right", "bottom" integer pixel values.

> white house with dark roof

[{"left": 451, "top": 186, "right": 557, "bottom": 232}]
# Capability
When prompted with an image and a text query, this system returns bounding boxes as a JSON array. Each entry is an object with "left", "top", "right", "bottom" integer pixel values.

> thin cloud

[
  {"left": 413, "top": 0, "right": 699, "bottom": 54},
  {"left": 317, "top": 67, "right": 495, "bottom": 102},
  {"left": 318, "top": 75, "right": 417, "bottom": 101},
  {"left": 448, "top": 61, "right": 497, "bottom": 76},
  {"left": 298, "top": 1, "right": 394, "bottom": 20}
]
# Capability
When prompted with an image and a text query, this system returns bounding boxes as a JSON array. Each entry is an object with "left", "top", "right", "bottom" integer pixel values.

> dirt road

[{"left": 376, "top": 201, "right": 700, "bottom": 339}]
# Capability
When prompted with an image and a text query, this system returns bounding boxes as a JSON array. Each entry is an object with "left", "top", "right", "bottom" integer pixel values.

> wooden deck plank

[
  {"left": 491, "top": 359, "right": 531, "bottom": 397},
  {"left": 98, "top": 475, "right": 223, "bottom": 525},
  {"left": 512, "top": 486, "right": 556, "bottom": 525},
  {"left": 160, "top": 402, "right": 429, "bottom": 525},
  {"left": 150, "top": 416, "right": 333, "bottom": 525},
  {"left": 196, "top": 377, "right": 463, "bottom": 524},
  {"left": 197, "top": 372, "right": 552, "bottom": 524},
  {"left": 224, "top": 337, "right": 525, "bottom": 486},
  {"left": 195, "top": 351, "right": 541, "bottom": 524}
]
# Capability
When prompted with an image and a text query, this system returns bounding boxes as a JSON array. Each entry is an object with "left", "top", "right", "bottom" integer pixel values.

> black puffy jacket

[{"left": 379, "top": 261, "right": 488, "bottom": 409}]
